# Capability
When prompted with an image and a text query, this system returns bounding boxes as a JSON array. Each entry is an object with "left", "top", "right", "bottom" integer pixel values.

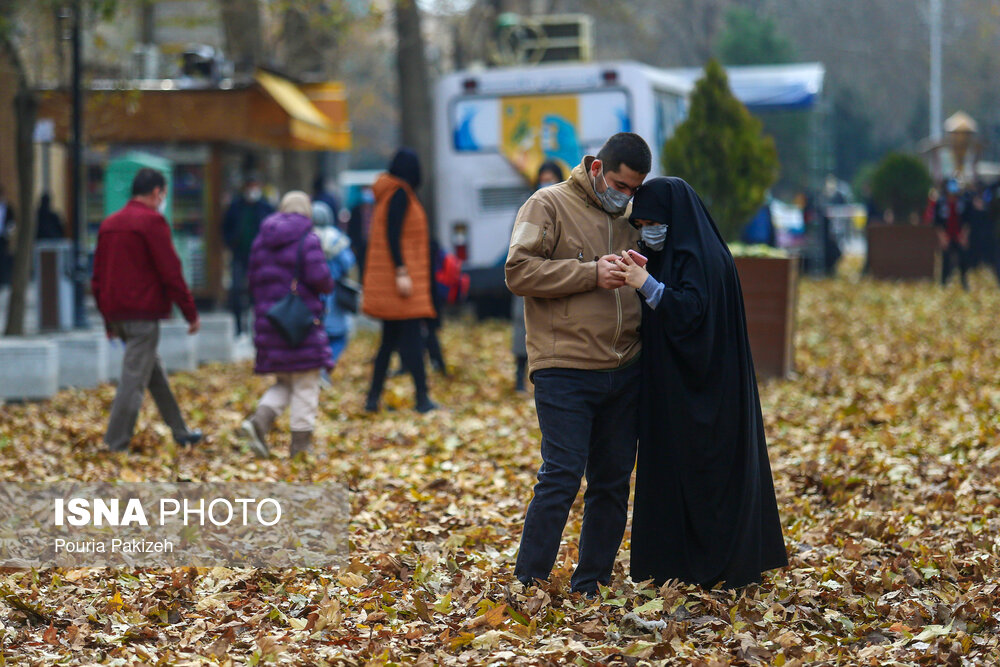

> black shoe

[
  {"left": 571, "top": 587, "right": 599, "bottom": 600},
  {"left": 107, "top": 441, "right": 130, "bottom": 453},
  {"left": 174, "top": 429, "right": 203, "bottom": 447},
  {"left": 415, "top": 399, "right": 438, "bottom": 414},
  {"left": 363, "top": 400, "right": 379, "bottom": 413}
]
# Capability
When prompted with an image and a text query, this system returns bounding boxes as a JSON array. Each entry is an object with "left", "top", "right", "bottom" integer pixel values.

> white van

[{"left": 433, "top": 60, "right": 691, "bottom": 314}]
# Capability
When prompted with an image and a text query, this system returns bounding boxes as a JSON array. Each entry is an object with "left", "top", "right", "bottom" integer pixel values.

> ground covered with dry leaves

[{"left": 1, "top": 265, "right": 1000, "bottom": 665}]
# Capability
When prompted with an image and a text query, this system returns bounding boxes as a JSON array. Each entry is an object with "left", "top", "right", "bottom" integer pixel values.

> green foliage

[
  {"left": 661, "top": 59, "right": 779, "bottom": 242},
  {"left": 851, "top": 161, "right": 880, "bottom": 201},
  {"left": 714, "top": 7, "right": 795, "bottom": 65},
  {"left": 727, "top": 242, "right": 789, "bottom": 258},
  {"left": 869, "top": 153, "right": 932, "bottom": 223},
  {"left": 714, "top": 8, "right": 805, "bottom": 197}
]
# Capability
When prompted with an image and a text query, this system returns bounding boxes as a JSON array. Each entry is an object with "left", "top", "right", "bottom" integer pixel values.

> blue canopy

[{"left": 667, "top": 62, "right": 825, "bottom": 111}]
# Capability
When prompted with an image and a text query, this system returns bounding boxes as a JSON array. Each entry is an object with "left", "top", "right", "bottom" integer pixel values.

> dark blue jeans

[{"left": 514, "top": 362, "right": 640, "bottom": 593}]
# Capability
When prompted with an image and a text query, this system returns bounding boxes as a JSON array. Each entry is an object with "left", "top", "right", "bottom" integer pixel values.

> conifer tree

[{"left": 662, "top": 59, "right": 779, "bottom": 242}]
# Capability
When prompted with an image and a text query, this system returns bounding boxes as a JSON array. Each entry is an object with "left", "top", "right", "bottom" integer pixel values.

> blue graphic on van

[
  {"left": 541, "top": 115, "right": 581, "bottom": 168},
  {"left": 616, "top": 108, "right": 631, "bottom": 132},
  {"left": 455, "top": 109, "right": 480, "bottom": 151}
]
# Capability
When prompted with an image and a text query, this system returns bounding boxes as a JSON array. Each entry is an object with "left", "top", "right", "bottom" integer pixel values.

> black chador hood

[
  {"left": 388, "top": 148, "right": 422, "bottom": 190},
  {"left": 630, "top": 176, "right": 732, "bottom": 280},
  {"left": 628, "top": 176, "right": 735, "bottom": 377}
]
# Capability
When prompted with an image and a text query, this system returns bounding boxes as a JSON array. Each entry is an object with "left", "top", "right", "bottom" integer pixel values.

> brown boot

[
  {"left": 241, "top": 406, "right": 277, "bottom": 458},
  {"left": 289, "top": 430, "right": 313, "bottom": 458}
]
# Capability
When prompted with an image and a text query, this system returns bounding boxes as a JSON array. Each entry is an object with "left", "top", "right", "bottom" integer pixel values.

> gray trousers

[{"left": 104, "top": 320, "right": 187, "bottom": 451}]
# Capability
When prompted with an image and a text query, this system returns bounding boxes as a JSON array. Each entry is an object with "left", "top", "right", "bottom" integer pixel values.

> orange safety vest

[{"left": 362, "top": 173, "right": 436, "bottom": 320}]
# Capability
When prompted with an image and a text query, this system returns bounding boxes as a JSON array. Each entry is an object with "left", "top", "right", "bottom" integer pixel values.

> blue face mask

[{"left": 641, "top": 224, "right": 667, "bottom": 250}]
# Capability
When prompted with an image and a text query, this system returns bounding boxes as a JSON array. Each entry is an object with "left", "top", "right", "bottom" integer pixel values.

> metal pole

[
  {"left": 929, "top": 0, "right": 942, "bottom": 142},
  {"left": 70, "top": 0, "right": 87, "bottom": 328}
]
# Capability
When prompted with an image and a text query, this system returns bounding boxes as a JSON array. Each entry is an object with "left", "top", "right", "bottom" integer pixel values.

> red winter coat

[{"left": 91, "top": 199, "right": 198, "bottom": 324}]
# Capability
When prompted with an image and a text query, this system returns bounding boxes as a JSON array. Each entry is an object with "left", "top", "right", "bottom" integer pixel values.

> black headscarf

[
  {"left": 628, "top": 176, "right": 787, "bottom": 589},
  {"left": 388, "top": 148, "right": 422, "bottom": 190},
  {"left": 536, "top": 160, "right": 565, "bottom": 186}
]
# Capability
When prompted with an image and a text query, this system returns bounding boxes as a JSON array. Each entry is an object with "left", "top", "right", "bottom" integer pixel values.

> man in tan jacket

[{"left": 506, "top": 132, "right": 650, "bottom": 595}]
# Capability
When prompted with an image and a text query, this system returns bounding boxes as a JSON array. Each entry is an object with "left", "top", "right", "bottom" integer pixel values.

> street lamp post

[
  {"left": 929, "top": 0, "right": 942, "bottom": 143},
  {"left": 70, "top": 0, "right": 87, "bottom": 328}
]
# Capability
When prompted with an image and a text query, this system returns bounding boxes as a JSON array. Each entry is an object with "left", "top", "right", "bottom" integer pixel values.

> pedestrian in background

[
  {"left": 935, "top": 178, "right": 970, "bottom": 290},
  {"left": 963, "top": 183, "right": 993, "bottom": 272},
  {"left": 241, "top": 192, "right": 334, "bottom": 458},
  {"left": 35, "top": 193, "right": 64, "bottom": 240},
  {"left": 511, "top": 160, "right": 565, "bottom": 393},
  {"left": 223, "top": 174, "right": 274, "bottom": 336},
  {"left": 989, "top": 180, "right": 1000, "bottom": 285},
  {"left": 348, "top": 186, "right": 374, "bottom": 277},
  {"left": 91, "top": 168, "right": 203, "bottom": 453},
  {"left": 362, "top": 148, "right": 438, "bottom": 414},
  {"left": 313, "top": 174, "right": 341, "bottom": 222},
  {"left": 312, "top": 199, "right": 356, "bottom": 371},
  {"left": 424, "top": 237, "right": 449, "bottom": 376}
]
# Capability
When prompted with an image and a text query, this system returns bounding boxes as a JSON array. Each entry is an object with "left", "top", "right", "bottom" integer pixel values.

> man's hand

[
  {"left": 396, "top": 273, "right": 413, "bottom": 297},
  {"left": 597, "top": 254, "right": 626, "bottom": 289},
  {"left": 613, "top": 251, "right": 651, "bottom": 290},
  {"left": 188, "top": 318, "right": 200, "bottom": 335}
]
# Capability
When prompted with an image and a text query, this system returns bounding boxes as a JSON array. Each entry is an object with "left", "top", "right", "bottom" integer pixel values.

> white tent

[{"left": 666, "top": 62, "right": 825, "bottom": 111}]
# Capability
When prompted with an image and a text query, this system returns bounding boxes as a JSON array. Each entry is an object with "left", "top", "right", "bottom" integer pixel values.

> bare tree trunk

[
  {"left": 281, "top": 7, "right": 335, "bottom": 80},
  {"left": 278, "top": 5, "right": 338, "bottom": 198},
  {"left": 219, "top": 0, "right": 263, "bottom": 77},
  {"left": 395, "top": 0, "right": 436, "bottom": 232},
  {"left": 3, "top": 66, "right": 38, "bottom": 336}
]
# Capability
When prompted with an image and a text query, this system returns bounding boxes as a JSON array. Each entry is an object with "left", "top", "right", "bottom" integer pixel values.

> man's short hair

[
  {"left": 131, "top": 168, "right": 167, "bottom": 196},
  {"left": 597, "top": 132, "right": 652, "bottom": 175}
]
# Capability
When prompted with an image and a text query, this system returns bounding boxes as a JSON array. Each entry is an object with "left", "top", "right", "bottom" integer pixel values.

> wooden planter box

[
  {"left": 867, "top": 223, "right": 939, "bottom": 281},
  {"left": 734, "top": 256, "right": 798, "bottom": 380}
]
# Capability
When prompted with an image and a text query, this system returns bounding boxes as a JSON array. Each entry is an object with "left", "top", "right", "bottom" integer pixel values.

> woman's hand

[
  {"left": 395, "top": 266, "right": 413, "bottom": 297},
  {"left": 612, "top": 251, "right": 650, "bottom": 290}
]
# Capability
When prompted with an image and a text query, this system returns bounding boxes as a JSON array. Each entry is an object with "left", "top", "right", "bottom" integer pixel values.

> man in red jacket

[{"left": 91, "top": 167, "right": 203, "bottom": 452}]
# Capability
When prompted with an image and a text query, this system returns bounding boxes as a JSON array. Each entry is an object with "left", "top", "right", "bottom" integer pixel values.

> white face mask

[
  {"left": 592, "top": 169, "right": 632, "bottom": 215},
  {"left": 246, "top": 187, "right": 262, "bottom": 203},
  {"left": 641, "top": 223, "right": 667, "bottom": 250},
  {"left": 155, "top": 192, "right": 168, "bottom": 215}
]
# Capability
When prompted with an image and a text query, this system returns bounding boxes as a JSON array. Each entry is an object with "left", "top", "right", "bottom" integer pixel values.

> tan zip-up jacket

[{"left": 505, "top": 156, "right": 642, "bottom": 379}]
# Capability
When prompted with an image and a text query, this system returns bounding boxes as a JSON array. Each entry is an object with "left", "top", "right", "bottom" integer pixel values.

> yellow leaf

[
  {"left": 338, "top": 572, "right": 367, "bottom": 588},
  {"left": 433, "top": 592, "right": 452, "bottom": 614}
]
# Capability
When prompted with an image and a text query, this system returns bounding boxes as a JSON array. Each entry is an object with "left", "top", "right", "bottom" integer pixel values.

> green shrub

[{"left": 869, "top": 153, "right": 932, "bottom": 223}]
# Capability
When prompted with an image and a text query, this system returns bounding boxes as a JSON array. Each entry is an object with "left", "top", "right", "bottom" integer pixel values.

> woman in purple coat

[{"left": 241, "top": 191, "right": 334, "bottom": 458}]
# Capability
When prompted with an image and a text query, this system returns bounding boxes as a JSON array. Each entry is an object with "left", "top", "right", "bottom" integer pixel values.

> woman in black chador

[{"left": 612, "top": 177, "right": 787, "bottom": 588}]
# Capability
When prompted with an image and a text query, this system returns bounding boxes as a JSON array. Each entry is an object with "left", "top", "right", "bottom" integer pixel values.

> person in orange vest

[{"left": 362, "top": 148, "right": 438, "bottom": 413}]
